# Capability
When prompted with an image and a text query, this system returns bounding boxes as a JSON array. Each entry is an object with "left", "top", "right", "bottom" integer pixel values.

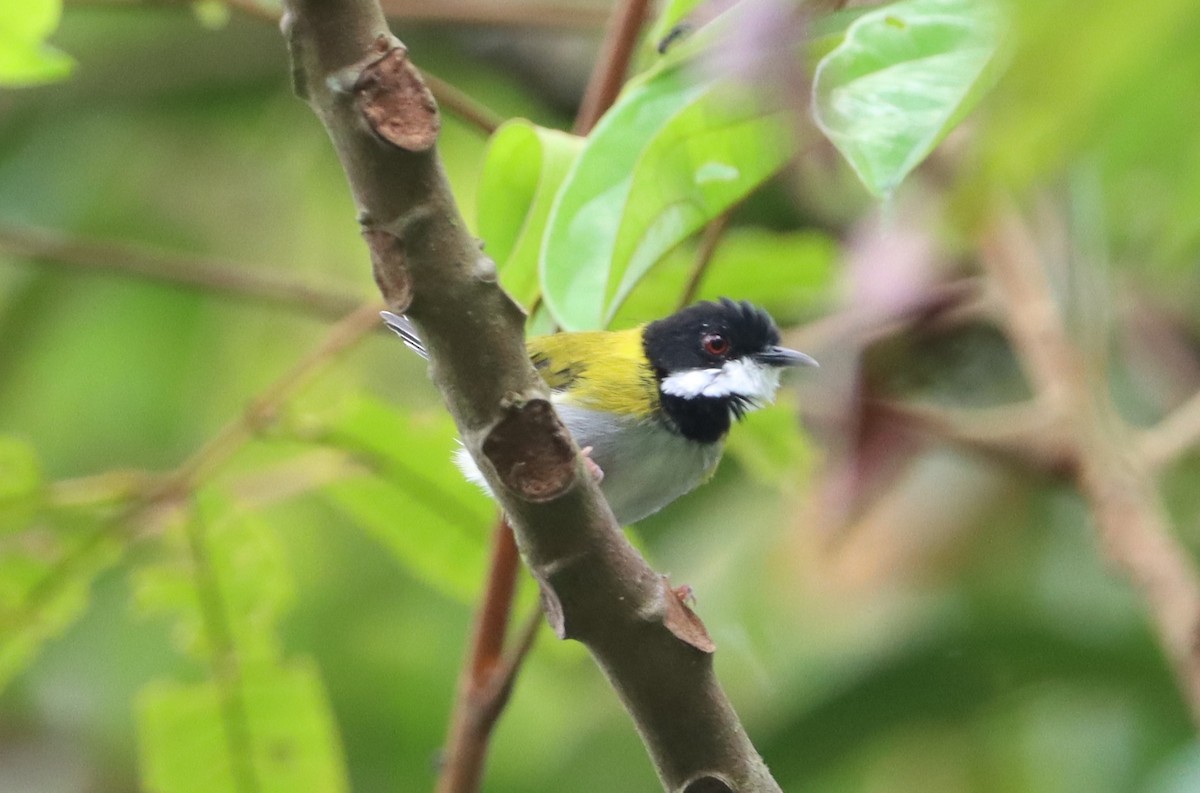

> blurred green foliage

[
  {"left": 0, "top": 0, "right": 74, "bottom": 86},
  {"left": 0, "top": 0, "right": 1198, "bottom": 792}
]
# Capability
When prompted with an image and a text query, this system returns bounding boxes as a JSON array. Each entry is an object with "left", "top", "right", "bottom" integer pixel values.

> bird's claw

[{"left": 580, "top": 446, "right": 605, "bottom": 483}]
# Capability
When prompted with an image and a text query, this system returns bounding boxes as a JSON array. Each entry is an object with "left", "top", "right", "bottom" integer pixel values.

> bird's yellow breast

[{"left": 527, "top": 326, "right": 659, "bottom": 418}]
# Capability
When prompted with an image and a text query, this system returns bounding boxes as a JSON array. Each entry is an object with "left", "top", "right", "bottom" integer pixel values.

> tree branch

[
  {"left": 0, "top": 221, "right": 362, "bottom": 321},
  {"left": 83, "top": 0, "right": 510, "bottom": 136},
  {"left": 438, "top": 0, "right": 675, "bottom": 786},
  {"left": 1139, "top": 388, "right": 1200, "bottom": 472},
  {"left": 279, "top": 1, "right": 781, "bottom": 789},
  {"left": 378, "top": 0, "right": 610, "bottom": 29},
  {"left": 981, "top": 204, "right": 1200, "bottom": 726},
  {"left": 71, "top": 0, "right": 610, "bottom": 29}
]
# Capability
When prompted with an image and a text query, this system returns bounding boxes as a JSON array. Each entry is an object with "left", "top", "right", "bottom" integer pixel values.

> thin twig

[
  {"left": 0, "top": 222, "right": 362, "bottom": 322},
  {"left": 379, "top": 0, "right": 609, "bottom": 29},
  {"left": 573, "top": 0, "right": 652, "bottom": 135},
  {"left": 423, "top": 72, "right": 504, "bottom": 136},
  {"left": 68, "top": 0, "right": 609, "bottom": 28},
  {"left": 159, "top": 301, "right": 383, "bottom": 496},
  {"left": 871, "top": 398, "right": 1074, "bottom": 476},
  {"left": 1139, "top": 389, "right": 1200, "bottom": 472},
  {"left": 4, "top": 302, "right": 382, "bottom": 688},
  {"left": 93, "top": 0, "right": 510, "bottom": 136},
  {"left": 678, "top": 212, "right": 731, "bottom": 309},
  {"left": 436, "top": 520, "right": 523, "bottom": 793}
]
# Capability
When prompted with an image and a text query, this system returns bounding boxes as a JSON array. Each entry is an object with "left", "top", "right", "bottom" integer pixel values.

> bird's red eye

[{"left": 703, "top": 333, "right": 730, "bottom": 356}]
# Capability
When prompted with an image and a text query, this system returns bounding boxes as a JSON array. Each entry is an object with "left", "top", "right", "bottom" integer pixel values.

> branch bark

[
  {"left": 438, "top": 0, "right": 661, "bottom": 786},
  {"left": 279, "top": 2, "right": 781, "bottom": 790}
]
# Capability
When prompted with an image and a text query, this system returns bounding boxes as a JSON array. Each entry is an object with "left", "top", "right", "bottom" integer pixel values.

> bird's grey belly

[
  {"left": 455, "top": 404, "right": 722, "bottom": 526},
  {"left": 556, "top": 404, "right": 722, "bottom": 525}
]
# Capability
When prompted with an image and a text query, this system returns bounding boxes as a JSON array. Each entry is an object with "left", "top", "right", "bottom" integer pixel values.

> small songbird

[{"left": 382, "top": 299, "right": 817, "bottom": 525}]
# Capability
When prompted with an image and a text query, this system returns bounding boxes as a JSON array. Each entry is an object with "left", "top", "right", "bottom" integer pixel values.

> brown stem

[
  {"left": 378, "top": 0, "right": 609, "bottom": 29},
  {"left": 437, "top": 519, "right": 523, "bottom": 793},
  {"left": 0, "top": 222, "right": 362, "bottom": 321},
  {"left": 281, "top": 0, "right": 782, "bottom": 788},
  {"left": 423, "top": 72, "right": 504, "bottom": 135},
  {"left": 573, "top": 0, "right": 652, "bottom": 135},
  {"left": 678, "top": 212, "right": 731, "bottom": 309}
]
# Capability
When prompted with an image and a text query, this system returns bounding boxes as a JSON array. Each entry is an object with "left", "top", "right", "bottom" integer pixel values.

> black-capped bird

[{"left": 382, "top": 299, "right": 817, "bottom": 525}]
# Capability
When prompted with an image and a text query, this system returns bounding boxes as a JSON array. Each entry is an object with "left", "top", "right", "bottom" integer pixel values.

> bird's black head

[{"left": 642, "top": 298, "right": 817, "bottom": 443}]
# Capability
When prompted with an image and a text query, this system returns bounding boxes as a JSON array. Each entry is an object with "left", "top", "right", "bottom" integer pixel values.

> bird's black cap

[{"left": 643, "top": 297, "right": 783, "bottom": 374}]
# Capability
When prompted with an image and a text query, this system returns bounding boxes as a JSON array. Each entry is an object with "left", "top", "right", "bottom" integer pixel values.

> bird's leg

[{"left": 579, "top": 446, "right": 605, "bottom": 483}]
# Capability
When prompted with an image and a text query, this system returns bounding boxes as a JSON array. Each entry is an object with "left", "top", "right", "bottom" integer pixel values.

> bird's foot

[
  {"left": 579, "top": 446, "right": 605, "bottom": 483},
  {"left": 671, "top": 584, "right": 696, "bottom": 608}
]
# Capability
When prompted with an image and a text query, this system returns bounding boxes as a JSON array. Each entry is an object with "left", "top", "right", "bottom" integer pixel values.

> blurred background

[{"left": 2, "top": 0, "right": 1200, "bottom": 791}]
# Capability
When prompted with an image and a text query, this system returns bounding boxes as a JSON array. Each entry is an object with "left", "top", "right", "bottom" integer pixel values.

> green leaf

[
  {"left": 135, "top": 492, "right": 292, "bottom": 664},
  {"left": 646, "top": 0, "right": 707, "bottom": 54},
  {"left": 0, "top": 515, "right": 122, "bottom": 691},
  {"left": 610, "top": 227, "right": 838, "bottom": 328},
  {"left": 134, "top": 492, "right": 348, "bottom": 793},
  {"left": 138, "top": 661, "right": 346, "bottom": 793},
  {"left": 289, "top": 395, "right": 492, "bottom": 603},
  {"left": 0, "top": 436, "right": 42, "bottom": 533},
  {"left": 807, "top": 7, "right": 876, "bottom": 62},
  {"left": 191, "top": 0, "right": 232, "bottom": 29},
  {"left": 0, "top": 0, "right": 73, "bottom": 86},
  {"left": 477, "top": 120, "right": 585, "bottom": 308},
  {"left": 540, "top": 9, "right": 795, "bottom": 331},
  {"left": 812, "top": 0, "right": 1003, "bottom": 197}
]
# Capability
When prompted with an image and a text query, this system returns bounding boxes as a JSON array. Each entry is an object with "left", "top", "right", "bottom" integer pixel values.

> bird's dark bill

[{"left": 754, "top": 346, "right": 819, "bottom": 368}]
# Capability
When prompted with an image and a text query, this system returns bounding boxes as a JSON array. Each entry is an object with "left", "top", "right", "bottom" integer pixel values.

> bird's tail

[{"left": 380, "top": 311, "right": 429, "bottom": 359}]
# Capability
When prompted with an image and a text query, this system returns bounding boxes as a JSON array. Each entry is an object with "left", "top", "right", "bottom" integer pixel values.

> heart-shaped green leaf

[
  {"left": 813, "top": 0, "right": 1003, "bottom": 197},
  {"left": 541, "top": 8, "right": 795, "bottom": 331}
]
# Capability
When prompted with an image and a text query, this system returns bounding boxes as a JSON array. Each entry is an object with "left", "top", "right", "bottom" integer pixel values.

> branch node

[
  {"left": 660, "top": 576, "right": 715, "bottom": 654},
  {"left": 482, "top": 398, "right": 576, "bottom": 502},
  {"left": 534, "top": 572, "right": 568, "bottom": 639},
  {"left": 362, "top": 228, "right": 412, "bottom": 311},
  {"left": 680, "top": 775, "right": 735, "bottom": 793},
  {"left": 353, "top": 38, "right": 441, "bottom": 151}
]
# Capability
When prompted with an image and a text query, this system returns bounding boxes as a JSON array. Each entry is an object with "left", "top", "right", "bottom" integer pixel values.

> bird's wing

[
  {"left": 381, "top": 317, "right": 656, "bottom": 416},
  {"left": 527, "top": 327, "right": 658, "bottom": 416},
  {"left": 380, "top": 311, "right": 429, "bottom": 359}
]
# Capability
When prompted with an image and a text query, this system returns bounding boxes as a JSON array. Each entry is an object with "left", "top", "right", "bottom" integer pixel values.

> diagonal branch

[
  {"left": 438, "top": 0, "right": 669, "bottom": 787},
  {"left": 279, "top": 1, "right": 782, "bottom": 790},
  {"left": 1138, "top": 388, "right": 1200, "bottom": 473},
  {"left": 573, "top": 0, "right": 652, "bottom": 134},
  {"left": 981, "top": 204, "right": 1200, "bottom": 726}
]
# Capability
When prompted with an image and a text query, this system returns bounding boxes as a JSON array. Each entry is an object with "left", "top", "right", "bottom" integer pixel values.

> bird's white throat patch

[{"left": 660, "top": 358, "right": 782, "bottom": 404}]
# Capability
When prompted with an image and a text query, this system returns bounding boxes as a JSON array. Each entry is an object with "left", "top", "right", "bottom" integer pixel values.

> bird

[{"left": 381, "top": 298, "right": 817, "bottom": 526}]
